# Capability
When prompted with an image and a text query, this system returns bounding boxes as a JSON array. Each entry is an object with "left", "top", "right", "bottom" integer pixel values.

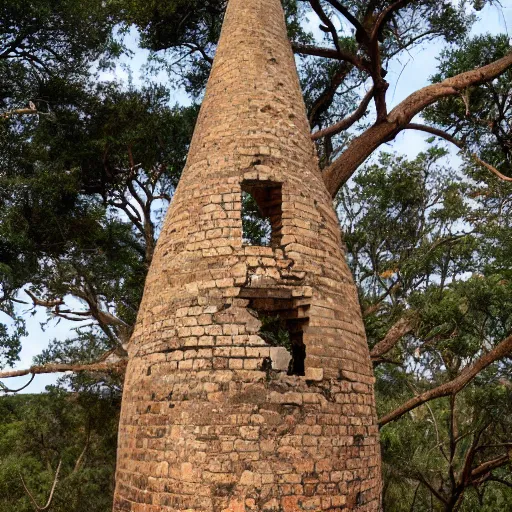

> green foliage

[
  {"left": 0, "top": 0, "right": 124, "bottom": 368},
  {"left": 0, "top": 81, "right": 197, "bottom": 360},
  {"left": 339, "top": 148, "right": 471, "bottom": 319},
  {"left": 0, "top": 319, "right": 26, "bottom": 370},
  {"left": 241, "top": 191, "right": 272, "bottom": 247},
  {"left": 339, "top": 149, "right": 512, "bottom": 510},
  {"left": 258, "top": 315, "right": 292, "bottom": 352},
  {"left": 0, "top": 0, "right": 121, "bottom": 111},
  {"left": 121, "top": 0, "right": 225, "bottom": 53},
  {"left": 1, "top": 1, "right": 511, "bottom": 509},
  {"left": 425, "top": 34, "right": 512, "bottom": 179},
  {"left": 0, "top": 390, "right": 120, "bottom": 512}
]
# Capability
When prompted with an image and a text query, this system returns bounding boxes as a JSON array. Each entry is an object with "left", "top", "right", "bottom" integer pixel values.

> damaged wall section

[{"left": 241, "top": 288, "right": 309, "bottom": 376}]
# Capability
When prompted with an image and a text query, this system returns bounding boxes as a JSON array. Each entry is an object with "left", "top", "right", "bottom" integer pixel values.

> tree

[
  {"left": 122, "top": 0, "right": 512, "bottom": 188},
  {"left": 0, "top": 0, "right": 122, "bottom": 369},
  {"left": 1, "top": 0, "right": 121, "bottom": 118},
  {"left": 0, "top": 81, "right": 197, "bottom": 375},
  {"left": 337, "top": 150, "right": 512, "bottom": 510}
]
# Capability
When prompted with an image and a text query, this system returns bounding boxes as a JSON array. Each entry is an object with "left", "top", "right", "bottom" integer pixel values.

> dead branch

[
  {"left": 312, "top": 87, "right": 375, "bottom": 140},
  {"left": 0, "top": 359, "right": 128, "bottom": 381},
  {"left": 20, "top": 460, "right": 62, "bottom": 511},
  {"left": 1, "top": 108, "right": 39, "bottom": 119}
]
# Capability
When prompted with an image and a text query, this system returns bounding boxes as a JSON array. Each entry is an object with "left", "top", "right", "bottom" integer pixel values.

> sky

[{"left": 2, "top": 1, "right": 511, "bottom": 394}]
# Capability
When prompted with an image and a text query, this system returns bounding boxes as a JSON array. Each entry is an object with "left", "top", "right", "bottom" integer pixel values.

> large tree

[{"left": 337, "top": 149, "right": 512, "bottom": 509}]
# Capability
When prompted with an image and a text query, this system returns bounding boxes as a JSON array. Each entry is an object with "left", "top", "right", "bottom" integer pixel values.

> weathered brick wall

[{"left": 113, "top": 0, "right": 381, "bottom": 510}]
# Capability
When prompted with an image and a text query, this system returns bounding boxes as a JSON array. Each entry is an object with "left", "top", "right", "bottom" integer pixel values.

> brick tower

[{"left": 113, "top": 0, "right": 381, "bottom": 510}]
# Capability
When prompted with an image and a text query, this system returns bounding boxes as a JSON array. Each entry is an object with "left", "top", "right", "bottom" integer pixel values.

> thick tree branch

[
  {"left": 291, "top": 43, "right": 368, "bottom": 72},
  {"left": 370, "top": 315, "right": 417, "bottom": 362},
  {"left": 379, "top": 333, "right": 512, "bottom": 426},
  {"left": 312, "top": 87, "right": 374, "bottom": 140},
  {"left": 460, "top": 423, "right": 489, "bottom": 488},
  {"left": 322, "top": 51, "right": 512, "bottom": 196},
  {"left": 471, "top": 454, "right": 510, "bottom": 483},
  {"left": 1, "top": 107, "right": 39, "bottom": 119},
  {"left": 0, "top": 360, "right": 127, "bottom": 381}
]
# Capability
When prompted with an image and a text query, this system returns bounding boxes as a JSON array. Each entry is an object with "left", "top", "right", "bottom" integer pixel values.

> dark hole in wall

[
  {"left": 240, "top": 291, "right": 308, "bottom": 376},
  {"left": 241, "top": 181, "right": 282, "bottom": 247}
]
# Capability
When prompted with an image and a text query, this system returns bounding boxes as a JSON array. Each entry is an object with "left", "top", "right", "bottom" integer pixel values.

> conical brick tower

[{"left": 113, "top": 0, "right": 381, "bottom": 510}]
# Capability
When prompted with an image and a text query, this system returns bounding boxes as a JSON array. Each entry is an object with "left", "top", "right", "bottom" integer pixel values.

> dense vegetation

[
  {"left": 1, "top": 0, "right": 511, "bottom": 510},
  {"left": 0, "top": 391, "right": 119, "bottom": 512}
]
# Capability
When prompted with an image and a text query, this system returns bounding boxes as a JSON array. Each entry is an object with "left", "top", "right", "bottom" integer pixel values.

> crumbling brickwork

[{"left": 113, "top": 0, "right": 381, "bottom": 510}]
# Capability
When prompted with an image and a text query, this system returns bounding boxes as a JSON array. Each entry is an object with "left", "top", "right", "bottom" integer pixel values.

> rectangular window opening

[{"left": 241, "top": 181, "right": 282, "bottom": 248}]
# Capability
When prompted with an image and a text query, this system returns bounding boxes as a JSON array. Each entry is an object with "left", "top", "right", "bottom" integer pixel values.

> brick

[{"left": 113, "top": 0, "right": 381, "bottom": 510}]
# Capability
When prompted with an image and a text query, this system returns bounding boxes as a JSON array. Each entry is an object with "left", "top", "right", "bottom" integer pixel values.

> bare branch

[
  {"left": 460, "top": 422, "right": 489, "bottom": 488},
  {"left": 20, "top": 460, "right": 62, "bottom": 511},
  {"left": 25, "top": 290, "right": 64, "bottom": 308},
  {"left": 379, "top": 333, "right": 512, "bottom": 426},
  {"left": 0, "top": 373, "right": 35, "bottom": 393},
  {"left": 183, "top": 43, "right": 213, "bottom": 64},
  {"left": 324, "top": 0, "right": 367, "bottom": 44},
  {"left": 371, "top": 1, "right": 414, "bottom": 43},
  {"left": 1, "top": 107, "right": 39, "bottom": 119},
  {"left": 291, "top": 43, "right": 368, "bottom": 72},
  {"left": 312, "top": 87, "right": 374, "bottom": 140},
  {"left": 406, "top": 123, "right": 512, "bottom": 183},
  {"left": 310, "top": 0, "right": 341, "bottom": 53},
  {"left": 0, "top": 359, "right": 127, "bottom": 380}
]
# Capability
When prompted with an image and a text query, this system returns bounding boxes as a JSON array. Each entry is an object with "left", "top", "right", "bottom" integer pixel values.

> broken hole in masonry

[
  {"left": 241, "top": 180, "right": 282, "bottom": 247},
  {"left": 241, "top": 291, "right": 308, "bottom": 376}
]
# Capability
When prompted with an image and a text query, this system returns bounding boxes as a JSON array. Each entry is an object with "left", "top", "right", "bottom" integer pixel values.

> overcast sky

[{"left": 3, "top": 1, "right": 511, "bottom": 394}]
